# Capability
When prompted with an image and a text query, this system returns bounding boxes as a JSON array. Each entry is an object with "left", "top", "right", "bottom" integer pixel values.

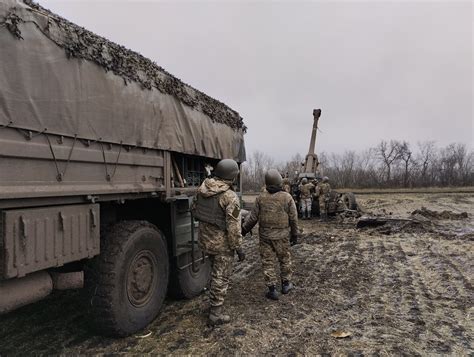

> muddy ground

[{"left": 1, "top": 192, "right": 473, "bottom": 355}]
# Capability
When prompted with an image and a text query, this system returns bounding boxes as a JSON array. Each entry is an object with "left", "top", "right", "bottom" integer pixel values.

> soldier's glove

[
  {"left": 241, "top": 228, "right": 248, "bottom": 237},
  {"left": 235, "top": 248, "right": 246, "bottom": 262},
  {"left": 290, "top": 234, "right": 298, "bottom": 246}
]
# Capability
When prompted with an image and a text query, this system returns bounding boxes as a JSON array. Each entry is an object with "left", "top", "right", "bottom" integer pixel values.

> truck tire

[
  {"left": 169, "top": 250, "right": 211, "bottom": 299},
  {"left": 342, "top": 192, "right": 358, "bottom": 210},
  {"left": 85, "top": 221, "right": 169, "bottom": 337}
]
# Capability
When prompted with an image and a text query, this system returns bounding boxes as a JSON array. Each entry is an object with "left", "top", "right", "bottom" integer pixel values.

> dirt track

[{"left": 0, "top": 193, "right": 473, "bottom": 355}]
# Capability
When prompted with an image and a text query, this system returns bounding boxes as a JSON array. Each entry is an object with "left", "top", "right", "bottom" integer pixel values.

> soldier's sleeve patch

[{"left": 230, "top": 205, "right": 240, "bottom": 220}]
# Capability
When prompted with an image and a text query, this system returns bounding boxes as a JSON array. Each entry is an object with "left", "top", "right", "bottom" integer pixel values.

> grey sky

[{"left": 40, "top": 0, "right": 473, "bottom": 161}]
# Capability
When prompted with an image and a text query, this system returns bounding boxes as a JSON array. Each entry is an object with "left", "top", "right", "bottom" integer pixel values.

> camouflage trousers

[
  {"left": 208, "top": 252, "right": 234, "bottom": 307},
  {"left": 259, "top": 238, "right": 293, "bottom": 286},
  {"left": 300, "top": 198, "right": 312, "bottom": 215},
  {"left": 319, "top": 197, "right": 327, "bottom": 214}
]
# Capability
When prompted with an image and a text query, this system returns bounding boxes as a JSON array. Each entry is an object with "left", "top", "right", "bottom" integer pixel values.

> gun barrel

[{"left": 307, "top": 109, "right": 321, "bottom": 155}]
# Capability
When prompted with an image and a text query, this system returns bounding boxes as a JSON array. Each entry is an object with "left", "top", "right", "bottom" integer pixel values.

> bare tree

[
  {"left": 399, "top": 141, "right": 413, "bottom": 187},
  {"left": 377, "top": 140, "right": 403, "bottom": 185},
  {"left": 242, "top": 141, "right": 473, "bottom": 191},
  {"left": 283, "top": 153, "right": 303, "bottom": 180},
  {"left": 242, "top": 150, "right": 274, "bottom": 191},
  {"left": 416, "top": 141, "right": 436, "bottom": 186}
]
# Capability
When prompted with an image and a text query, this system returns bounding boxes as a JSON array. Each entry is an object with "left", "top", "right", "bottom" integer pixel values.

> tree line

[{"left": 242, "top": 141, "right": 474, "bottom": 191}]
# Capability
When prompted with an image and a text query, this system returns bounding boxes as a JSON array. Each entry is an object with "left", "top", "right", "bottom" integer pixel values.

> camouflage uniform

[
  {"left": 298, "top": 182, "right": 315, "bottom": 217},
  {"left": 193, "top": 177, "right": 242, "bottom": 307},
  {"left": 316, "top": 182, "right": 331, "bottom": 215},
  {"left": 242, "top": 190, "right": 298, "bottom": 287}
]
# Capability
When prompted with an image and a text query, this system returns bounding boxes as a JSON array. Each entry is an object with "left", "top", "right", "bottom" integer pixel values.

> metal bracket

[{"left": 87, "top": 195, "right": 99, "bottom": 203}]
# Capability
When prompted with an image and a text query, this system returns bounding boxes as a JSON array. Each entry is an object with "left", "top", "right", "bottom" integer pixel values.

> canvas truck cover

[{"left": 0, "top": 0, "right": 246, "bottom": 162}]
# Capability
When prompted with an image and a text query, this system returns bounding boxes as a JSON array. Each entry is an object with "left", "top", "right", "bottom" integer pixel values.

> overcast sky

[{"left": 40, "top": 0, "right": 473, "bottom": 161}]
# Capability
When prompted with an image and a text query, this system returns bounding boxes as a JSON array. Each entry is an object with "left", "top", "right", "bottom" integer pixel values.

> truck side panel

[
  {"left": 0, "top": 127, "right": 166, "bottom": 201},
  {"left": 1, "top": 204, "right": 100, "bottom": 279}
]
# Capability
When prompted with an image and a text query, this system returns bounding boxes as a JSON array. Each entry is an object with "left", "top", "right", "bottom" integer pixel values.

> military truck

[
  {"left": 0, "top": 0, "right": 246, "bottom": 337},
  {"left": 293, "top": 109, "right": 357, "bottom": 216}
]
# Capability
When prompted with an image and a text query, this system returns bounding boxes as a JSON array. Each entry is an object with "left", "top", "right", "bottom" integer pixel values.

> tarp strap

[
  {"left": 99, "top": 140, "right": 122, "bottom": 182},
  {"left": 44, "top": 132, "right": 77, "bottom": 182}
]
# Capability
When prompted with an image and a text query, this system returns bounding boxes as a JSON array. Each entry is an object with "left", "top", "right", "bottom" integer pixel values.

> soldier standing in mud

[
  {"left": 192, "top": 159, "right": 244, "bottom": 325},
  {"left": 299, "top": 177, "right": 315, "bottom": 219},
  {"left": 242, "top": 169, "right": 299, "bottom": 300},
  {"left": 316, "top": 176, "right": 331, "bottom": 221}
]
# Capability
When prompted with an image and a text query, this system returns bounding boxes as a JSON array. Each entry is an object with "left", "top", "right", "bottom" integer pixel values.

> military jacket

[
  {"left": 243, "top": 191, "right": 298, "bottom": 241},
  {"left": 316, "top": 182, "right": 331, "bottom": 198},
  {"left": 299, "top": 182, "right": 315, "bottom": 199}
]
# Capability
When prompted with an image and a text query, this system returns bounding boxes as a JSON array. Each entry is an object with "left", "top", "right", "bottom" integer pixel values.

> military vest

[
  {"left": 193, "top": 193, "right": 226, "bottom": 230},
  {"left": 258, "top": 193, "right": 290, "bottom": 229}
]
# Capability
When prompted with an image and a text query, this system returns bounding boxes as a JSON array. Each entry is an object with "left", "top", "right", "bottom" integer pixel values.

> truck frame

[{"left": 0, "top": 0, "right": 246, "bottom": 336}]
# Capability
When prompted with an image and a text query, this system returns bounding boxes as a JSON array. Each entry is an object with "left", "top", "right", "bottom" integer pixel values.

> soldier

[
  {"left": 316, "top": 176, "right": 331, "bottom": 221},
  {"left": 298, "top": 177, "right": 315, "bottom": 219},
  {"left": 192, "top": 159, "right": 244, "bottom": 326},
  {"left": 242, "top": 169, "right": 299, "bottom": 300}
]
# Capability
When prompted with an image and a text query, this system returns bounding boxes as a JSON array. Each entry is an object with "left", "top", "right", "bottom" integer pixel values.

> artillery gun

[
  {"left": 292, "top": 109, "right": 358, "bottom": 217},
  {"left": 299, "top": 109, "right": 322, "bottom": 179}
]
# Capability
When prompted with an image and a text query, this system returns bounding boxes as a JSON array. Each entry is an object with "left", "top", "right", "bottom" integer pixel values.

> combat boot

[
  {"left": 282, "top": 280, "right": 294, "bottom": 294},
  {"left": 208, "top": 306, "right": 231, "bottom": 326},
  {"left": 265, "top": 285, "right": 279, "bottom": 300}
]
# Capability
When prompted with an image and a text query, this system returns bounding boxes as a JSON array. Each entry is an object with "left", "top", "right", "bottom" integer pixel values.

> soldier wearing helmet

[
  {"left": 316, "top": 176, "right": 331, "bottom": 221},
  {"left": 192, "top": 159, "right": 243, "bottom": 325},
  {"left": 242, "top": 169, "right": 299, "bottom": 300},
  {"left": 298, "top": 177, "right": 315, "bottom": 219}
]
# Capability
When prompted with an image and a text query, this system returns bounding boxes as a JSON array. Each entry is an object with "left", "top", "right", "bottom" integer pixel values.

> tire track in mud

[
  {"left": 399, "top": 237, "right": 473, "bottom": 352},
  {"left": 229, "top": 228, "right": 473, "bottom": 356},
  {"left": 358, "top": 236, "right": 422, "bottom": 354}
]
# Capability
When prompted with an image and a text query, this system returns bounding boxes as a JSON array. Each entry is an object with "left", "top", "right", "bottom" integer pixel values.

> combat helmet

[
  {"left": 214, "top": 159, "right": 239, "bottom": 181},
  {"left": 265, "top": 169, "right": 283, "bottom": 187},
  {"left": 322, "top": 176, "right": 329, "bottom": 183},
  {"left": 301, "top": 178, "right": 308, "bottom": 184}
]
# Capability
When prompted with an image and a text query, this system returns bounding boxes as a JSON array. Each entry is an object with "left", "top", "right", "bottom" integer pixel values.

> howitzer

[{"left": 299, "top": 109, "right": 322, "bottom": 179}]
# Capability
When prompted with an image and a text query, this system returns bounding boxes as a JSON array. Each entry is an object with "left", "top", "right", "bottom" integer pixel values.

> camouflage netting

[
  {"left": 5, "top": 0, "right": 245, "bottom": 131},
  {"left": 0, "top": 0, "right": 246, "bottom": 161}
]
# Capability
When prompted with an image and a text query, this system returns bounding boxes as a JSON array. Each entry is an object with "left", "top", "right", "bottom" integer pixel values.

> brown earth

[{"left": 0, "top": 192, "right": 473, "bottom": 355}]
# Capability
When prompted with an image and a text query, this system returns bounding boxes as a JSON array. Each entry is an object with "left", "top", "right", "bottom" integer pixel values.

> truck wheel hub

[{"left": 127, "top": 250, "right": 157, "bottom": 307}]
